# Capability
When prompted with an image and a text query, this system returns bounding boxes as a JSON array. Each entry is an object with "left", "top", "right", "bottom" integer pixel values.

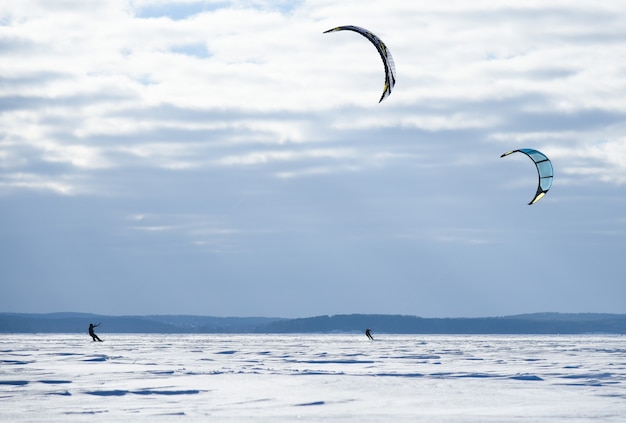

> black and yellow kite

[{"left": 324, "top": 25, "right": 396, "bottom": 103}]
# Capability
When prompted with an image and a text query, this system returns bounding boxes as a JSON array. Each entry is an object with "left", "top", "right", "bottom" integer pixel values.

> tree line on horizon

[{"left": 1, "top": 312, "right": 625, "bottom": 334}]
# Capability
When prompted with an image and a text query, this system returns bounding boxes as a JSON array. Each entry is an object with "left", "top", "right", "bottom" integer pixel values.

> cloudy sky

[{"left": 1, "top": 0, "right": 626, "bottom": 318}]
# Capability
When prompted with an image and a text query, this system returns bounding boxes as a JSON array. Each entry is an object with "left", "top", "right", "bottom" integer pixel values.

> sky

[{"left": 1, "top": 0, "right": 626, "bottom": 318}]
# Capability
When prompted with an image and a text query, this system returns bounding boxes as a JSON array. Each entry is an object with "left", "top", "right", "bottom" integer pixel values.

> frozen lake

[{"left": 1, "top": 334, "right": 625, "bottom": 422}]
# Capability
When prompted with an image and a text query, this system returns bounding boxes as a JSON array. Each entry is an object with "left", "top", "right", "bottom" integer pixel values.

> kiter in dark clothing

[
  {"left": 89, "top": 323, "right": 103, "bottom": 342},
  {"left": 365, "top": 328, "right": 374, "bottom": 341}
]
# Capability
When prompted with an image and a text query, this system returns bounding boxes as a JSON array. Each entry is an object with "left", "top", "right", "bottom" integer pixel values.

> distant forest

[{"left": 1, "top": 312, "right": 626, "bottom": 334}]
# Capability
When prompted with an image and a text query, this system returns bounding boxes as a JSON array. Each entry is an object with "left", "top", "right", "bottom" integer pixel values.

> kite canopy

[
  {"left": 501, "top": 148, "right": 553, "bottom": 205},
  {"left": 323, "top": 25, "right": 396, "bottom": 103}
]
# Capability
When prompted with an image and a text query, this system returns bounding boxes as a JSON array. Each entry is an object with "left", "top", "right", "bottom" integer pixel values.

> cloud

[
  {"left": 0, "top": 0, "right": 624, "bottom": 202},
  {"left": 0, "top": 172, "right": 79, "bottom": 195},
  {"left": 214, "top": 148, "right": 356, "bottom": 166},
  {"left": 2, "top": 0, "right": 624, "bottom": 183}
]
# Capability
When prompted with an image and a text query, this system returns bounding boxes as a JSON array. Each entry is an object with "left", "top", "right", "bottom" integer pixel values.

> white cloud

[
  {"left": 214, "top": 148, "right": 356, "bottom": 166},
  {"left": 2, "top": 0, "right": 626, "bottom": 188},
  {"left": 274, "top": 164, "right": 359, "bottom": 179},
  {"left": 552, "top": 138, "right": 626, "bottom": 185},
  {"left": 0, "top": 172, "right": 79, "bottom": 195}
]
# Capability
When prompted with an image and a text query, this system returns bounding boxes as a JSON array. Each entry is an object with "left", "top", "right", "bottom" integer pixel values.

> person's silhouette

[
  {"left": 365, "top": 328, "right": 374, "bottom": 341},
  {"left": 89, "top": 323, "right": 103, "bottom": 342}
]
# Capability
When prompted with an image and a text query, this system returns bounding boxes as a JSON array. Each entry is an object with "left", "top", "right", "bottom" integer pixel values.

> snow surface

[{"left": 1, "top": 334, "right": 625, "bottom": 422}]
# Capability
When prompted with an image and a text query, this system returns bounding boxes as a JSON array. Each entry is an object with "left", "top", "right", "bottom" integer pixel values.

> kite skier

[
  {"left": 365, "top": 328, "right": 374, "bottom": 341},
  {"left": 89, "top": 323, "right": 103, "bottom": 342}
]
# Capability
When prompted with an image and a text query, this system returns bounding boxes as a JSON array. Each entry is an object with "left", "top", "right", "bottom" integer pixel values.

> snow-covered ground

[{"left": 1, "top": 334, "right": 625, "bottom": 422}]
